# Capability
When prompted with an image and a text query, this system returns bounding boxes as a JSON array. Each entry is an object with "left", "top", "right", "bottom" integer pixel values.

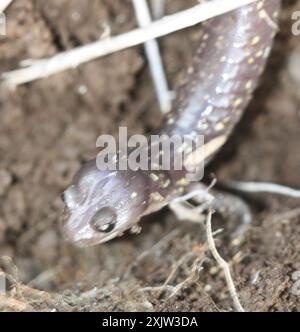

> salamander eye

[{"left": 90, "top": 207, "right": 117, "bottom": 233}]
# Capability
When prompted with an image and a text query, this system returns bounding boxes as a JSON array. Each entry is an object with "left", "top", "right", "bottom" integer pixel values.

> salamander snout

[{"left": 60, "top": 159, "right": 148, "bottom": 247}]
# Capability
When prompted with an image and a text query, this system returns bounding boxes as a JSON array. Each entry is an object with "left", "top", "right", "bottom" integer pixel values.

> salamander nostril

[
  {"left": 90, "top": 207, "right": 117, "bottom": 233},
  {"left": 62, "top": 184, "right": 85, "bottom": 210}
]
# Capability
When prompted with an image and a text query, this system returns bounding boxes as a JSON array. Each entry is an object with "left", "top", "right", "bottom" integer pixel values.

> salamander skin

[{"left": 61, "top": 0, "right": 280, "bottom": 247}]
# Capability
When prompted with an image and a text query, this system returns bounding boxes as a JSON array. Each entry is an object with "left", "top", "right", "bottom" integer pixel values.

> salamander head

[{"left": 61, "top": 160, "right": 148, "bottom": 247}]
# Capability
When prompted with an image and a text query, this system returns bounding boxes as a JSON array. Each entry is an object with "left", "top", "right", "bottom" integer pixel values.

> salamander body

[{"left": 61, "top": 0, "right": 280, "bottom": 247}]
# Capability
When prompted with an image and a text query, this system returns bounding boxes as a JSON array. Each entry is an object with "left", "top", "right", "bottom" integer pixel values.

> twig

[
  {"left": 140, "top": 257, "right": 204, "bottom": 300},
  {"left": 224, "top": 181, "right": 300, "bottom": 198},
  {"left": 0, "top": 0, "right": 13, "bottom": 13},
  {"left": 140, "top": 285, "right": 176, "bottom": 294},
  {"left": 1, "top": 0, "right": 258, "bottom": 88},
  {"left": 150, "top": 0, "right": 166, "bottom": 20},
  {"left": 206, "top": 209, "right": 245, "bottom": 312},
  {"left": 162, "top": 252, "right": 196, "bottom": 287},
  {"left": 132, "top": 0, "right": 171, "bottom": 113},
  {"left": 165, "top": 258, "right": 204, "bottom": 300},
  {"left": 158, "top": 251, "right": 197, "bottom": 297}
]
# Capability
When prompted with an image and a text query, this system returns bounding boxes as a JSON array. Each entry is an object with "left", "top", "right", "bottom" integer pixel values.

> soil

[{"left": 0, "top": 0, "right": 300, "bottom": 312}]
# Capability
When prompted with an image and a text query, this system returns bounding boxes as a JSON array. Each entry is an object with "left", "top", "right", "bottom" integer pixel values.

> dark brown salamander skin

[{"left": 61, "top": 0, "right": 281, "bottom": 247}]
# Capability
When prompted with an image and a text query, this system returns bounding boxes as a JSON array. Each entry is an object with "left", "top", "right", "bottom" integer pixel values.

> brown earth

[{"left": 0, "top": 0, "right": 300, "bottom": 312}]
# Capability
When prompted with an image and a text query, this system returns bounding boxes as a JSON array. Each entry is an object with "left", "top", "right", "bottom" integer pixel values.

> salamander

[{"left": 61, "top": 0, "right": 280, "bottom": 247}]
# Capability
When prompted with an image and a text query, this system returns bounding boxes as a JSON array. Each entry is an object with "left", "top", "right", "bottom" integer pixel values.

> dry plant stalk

[
  {"left": 206, "top": 210, "right": 245, "bottom": 312},
  {"left": 1, "top": 0, "right": 258, "bottom": 87},
  {"left": 224, "top": 181, "right": 300, "bottom": 198},
  {"left": 0, "top": 0, "right": 13, "bottom": 13}
]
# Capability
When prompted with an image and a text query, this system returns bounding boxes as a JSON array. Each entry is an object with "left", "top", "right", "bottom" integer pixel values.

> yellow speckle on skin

[
  {"left": 150, "top": 192, "right": 164, "bottom": 202},
  {"left": 161, "top": 179, "right": 171, "bottom": 189},
  {"left": 150, "top": 173, "right": 159, "bottom": 182},
  {"left": 131, "top": 192, "right": 137, "bottom": 198},
  {"left": 248, "top": 57, "right": 255, "bottom": 64},
  {"left": 215, "top": 122, "right": 225, "bottom": 131},
  {"left": 176, "top": 178, "right": 189, "bottom": 186},
  {"left": 256, "top": 2, "right": 263, "bottom": 10},
  {"left": 187, "top": 66, "right": 194, "bottom": 74},
  {"left": 255, "top": 50, "right": 264, "bottom": 58},
  {"left": 245, "top": 80, "right": 253, "bottom": 90},
  {"left": 203, "top": 33, "right": 209, "bottom": 41},
  {"left": 233, "top": 98, "right": 243, "bottom": 107},
  {"left": 167, "top": 118, "right": 174, "bottom": 125},
  {"left": 251, "top": 36, "right": 260, "bottom": 45}
]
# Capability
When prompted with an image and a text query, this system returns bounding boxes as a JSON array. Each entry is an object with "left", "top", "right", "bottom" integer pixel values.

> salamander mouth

[
  {"left": 70, "top": 230, "right": 121, "bottom": 247},
  {"left": 60, "top": 205, "right": 127, "bottom": 247}
]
